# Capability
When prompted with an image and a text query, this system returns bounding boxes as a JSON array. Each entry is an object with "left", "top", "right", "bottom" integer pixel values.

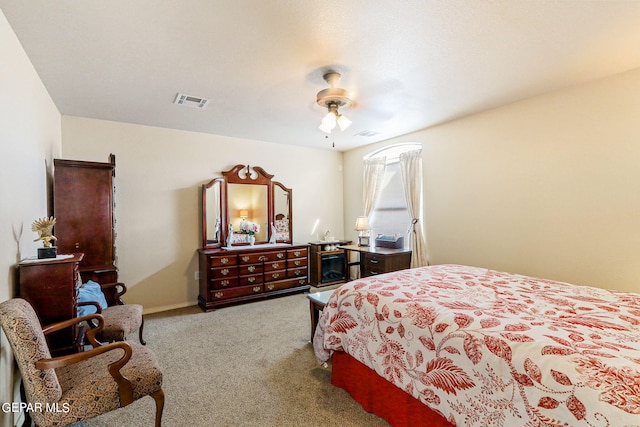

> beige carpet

[{"left": 72, "top": 293, "right": 389, "bottom": 426}]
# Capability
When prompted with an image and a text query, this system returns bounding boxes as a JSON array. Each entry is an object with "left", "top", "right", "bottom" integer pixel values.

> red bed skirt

[{"left": 331, "top": 351, "right": 454, "bottom": 426}]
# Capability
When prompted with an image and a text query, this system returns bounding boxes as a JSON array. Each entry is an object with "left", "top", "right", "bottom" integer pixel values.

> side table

[
  {"left": 340, "top": 244, "right": 411, "bottom": 279},
  {"left": 306, "top": 289, "right": 335, "bottom": 341}
]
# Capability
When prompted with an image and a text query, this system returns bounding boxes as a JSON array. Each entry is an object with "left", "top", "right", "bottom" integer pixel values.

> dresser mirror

[
  {"left": 202, "top": 178, "right": 223, "bottom": 247},
  {"left": 201, "top": 164, "right": 292, "bottom": 248},
  {"left": 273, "top": 181, "right": 292, "bottom": 243},
  {"left": 227, "top": 183, "right": 268, "bottom": 242}
]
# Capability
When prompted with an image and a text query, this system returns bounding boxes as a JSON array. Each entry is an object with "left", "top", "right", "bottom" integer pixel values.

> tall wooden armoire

[{"left": 53, "top": 155, "right": 117, "bottom": 284}]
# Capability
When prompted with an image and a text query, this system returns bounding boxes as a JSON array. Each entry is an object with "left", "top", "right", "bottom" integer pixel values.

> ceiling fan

[{"left": 316, "top": 71, "right": 353, "bottom": 134}]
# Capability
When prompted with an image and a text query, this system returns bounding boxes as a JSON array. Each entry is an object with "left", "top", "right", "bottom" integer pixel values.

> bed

[{"left": 313, "top": 264, "right": 640, "bottom": 426}]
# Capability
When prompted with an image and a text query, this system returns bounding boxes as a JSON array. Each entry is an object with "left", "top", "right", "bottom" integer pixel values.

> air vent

[{"left": 174, "top": 93, "right": 209, "bottom": 108}]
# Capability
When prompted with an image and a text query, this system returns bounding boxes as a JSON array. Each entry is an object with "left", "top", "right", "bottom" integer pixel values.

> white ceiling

[{"left": 2, "top": 1, "right": 640, "bottom": 151}]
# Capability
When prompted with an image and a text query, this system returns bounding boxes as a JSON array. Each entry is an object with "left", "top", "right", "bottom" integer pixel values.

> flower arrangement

[{"left": 239, "top": 220, "right": 260, "bottom": 235}]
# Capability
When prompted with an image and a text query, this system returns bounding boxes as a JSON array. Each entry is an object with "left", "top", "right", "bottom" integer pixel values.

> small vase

[{"left": 249, "top": 235, "right": 255, "bottom": 246}]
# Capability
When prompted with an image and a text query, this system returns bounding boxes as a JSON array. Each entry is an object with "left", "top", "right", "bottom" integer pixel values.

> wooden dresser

[
  {"left": 18, "top": 253, "right": 84, "bottom": 355},
  {"left": 198, "top": 244, "right": 309, "bottom": 311}
]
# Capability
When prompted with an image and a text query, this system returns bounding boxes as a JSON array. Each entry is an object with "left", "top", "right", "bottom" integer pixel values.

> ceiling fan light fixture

[{"left": 316, "top": 71, "right": 353, "bottom": 134}]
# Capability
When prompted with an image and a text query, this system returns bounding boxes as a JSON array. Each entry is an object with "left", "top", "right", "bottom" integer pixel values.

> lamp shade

[
  {"left": 319, "top": 111, "right": 337, "bottom": 133},
  {"left": 238, "top": 209, "right": 249, "bottom": 218},
  {"left": 337, "top": 114, "right": 352, "bottom": 131},
  {"left": 354, "top": 216, "right": 370, "bottom": 231}
]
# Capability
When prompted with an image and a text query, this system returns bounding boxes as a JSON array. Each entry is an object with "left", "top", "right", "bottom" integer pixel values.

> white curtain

[
  {"left": 362, "top": 156, "right": 386, "bottom": 217},
  {"left": 400, "top": 149, "right": 428, "bottom": 267}
]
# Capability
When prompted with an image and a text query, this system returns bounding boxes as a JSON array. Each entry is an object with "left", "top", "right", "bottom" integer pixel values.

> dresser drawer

[
  {"left": 209, "top": 255, "right": 238, "bottom": 267},
  {"left": 239, "top": 253, "right": 266, "bottom": 264},
  {"left": 239, "top": 264, "right": 263, "bottom": 276},
  {"left": 210, "top": 285, "right": 263, "bottom": 300},
  {"left": 264, "top": 251, "right": 287, "bottom": 261},
  {"left": 265, "top": 260, "right": 285, "bottom": 272},
  {"left": 211, "top": 265, "right": 238, "bottom": 279},
  {"left": 265, "top": 270, "right": 286, "bottom": 282},
  {"left": 211, "top": 277, "right": 239, "bottom": 289},
  {"left": 288, "top": 248, "right": 308, "bottom": 259},
  {"left": 287, "top": 266, "right": 307, "bottom": 279},
  {"left": 239, "top": 274, "right": 263, "bottom": 286},
  {"left": 264, "top": 277, "right": 307, "bottom": 292},
  {"left": 287, "top": 258, "right": 307, "bottom": 269},
  {"left": 362, "top": 253, "right": 387, "bottom": 276},
  {"left": 360, "top": 251, "right": 411, "bottom": 277},
  {"left": 238, "top": 251, "right": 286, "bottom": 264}
]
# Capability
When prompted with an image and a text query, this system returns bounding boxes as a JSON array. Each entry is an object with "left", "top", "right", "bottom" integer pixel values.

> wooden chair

[
  {"left": 0, "top": 298, "right": 164, "bottom": 427},
  {"left": 79, "top": 281, "right": 146, "bottom": 345}
]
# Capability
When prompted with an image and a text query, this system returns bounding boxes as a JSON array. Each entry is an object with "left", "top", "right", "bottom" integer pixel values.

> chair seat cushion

[
  {"left": 100, "top": 304, "right": 143, "bottom": 342},
  {"left": 37, "top": 342, "right": 162, "bottom": 426}
]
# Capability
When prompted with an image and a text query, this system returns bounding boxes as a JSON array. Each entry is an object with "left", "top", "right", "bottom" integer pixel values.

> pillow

[{"left": 77, "top": 280, "right": 109, "bottom": 317}]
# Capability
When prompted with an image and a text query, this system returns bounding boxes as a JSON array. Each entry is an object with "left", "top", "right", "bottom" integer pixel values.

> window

[{"left": 365, "top": 143, "right": 421, "bottom": 247}]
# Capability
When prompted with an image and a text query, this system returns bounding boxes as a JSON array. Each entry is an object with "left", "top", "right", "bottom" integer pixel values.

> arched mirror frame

[{"left": 201, "top": 164, "right": 293, "bottom": 249}]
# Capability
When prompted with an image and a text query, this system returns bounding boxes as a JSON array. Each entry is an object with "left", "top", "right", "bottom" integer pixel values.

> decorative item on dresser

[
  {"left": 31, "top": 216, "right": 58, "bottom": 258},
  {"left": 198, "top": 165, "right": 309, "bottom": 311},
  {"left": 53, "top": 154, "right": 118, "bottom": 284},
  {"left": 18, "top": 253, "right": 84, "bottom": 355}
]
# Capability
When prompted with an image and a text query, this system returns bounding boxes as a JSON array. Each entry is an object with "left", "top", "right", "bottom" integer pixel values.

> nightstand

[{"left": 340, "top": 245, "right": 411, "bottom": 279}]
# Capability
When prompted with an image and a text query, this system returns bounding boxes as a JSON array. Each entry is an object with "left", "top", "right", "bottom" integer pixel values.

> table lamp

[{"left": 354, "top": 216, "right": 371, "bottom": 246}]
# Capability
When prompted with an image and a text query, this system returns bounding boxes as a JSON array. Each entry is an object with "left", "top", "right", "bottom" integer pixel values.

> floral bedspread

[{"left": 314, "top": 264, "right": 640, "bottom": 426}]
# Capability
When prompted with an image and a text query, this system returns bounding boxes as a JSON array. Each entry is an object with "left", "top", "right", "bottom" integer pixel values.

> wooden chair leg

[
  {"left": 151, "top": 389, "right": 165, "bottom": 427},
  {"left": 139, "top": 316, "right": 146, "bottom": 345}
]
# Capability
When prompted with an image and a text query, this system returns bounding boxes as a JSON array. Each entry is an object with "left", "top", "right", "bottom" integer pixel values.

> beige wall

[
  {"left": 0, "top": 9, "right": 62, "bottom": 427},
  {"left": 60, "top": 117, "right": 345, "bottom": 313},
  {"left": 344, "top": 68, "right": 640, "bottom": 294}
]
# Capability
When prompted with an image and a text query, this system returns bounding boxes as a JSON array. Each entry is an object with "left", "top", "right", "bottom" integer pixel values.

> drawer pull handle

[
  {"left": 267, "top": 284, "right": 275, "bottom": 291},
  {"left": 294, "top": 251, "right": 301, "bottom": 256},
  {"left": 248, "top": 266, "right": 256, "bottom": 272},
  {"left": 221, "top": 257, "right": 229, "bottom": 264},
  {"left": 369, "top": 259, "right": 379, "bottom": 264},
  {"left": 259, "top": 256, "right": 267, "bottom": 262},
  {"left": 294, "top": 270, "right": 301, "bottom": 276},
  {"left": 299, "top": 279, "right": 306, "bottom": 285},
  {"left": 253, "top": 286, "right": 261, "bottom": 293},
  {"left": 277, "top": 253, "right": 284, "bottom": 259},
  {"left": 248, "top": 277, "right": 255, "bottom": 283},
  {"left": 273, "top": 263, "right": 280, "bottom": 269},
  {"left": 294, "top": 260, "right": 301, "bottom": 266},
  {"left": 221, "top": 268, "right": 230, "bottom": 275},
  {"left": 214, "top": 292, "right": 224, "bottom": 299},
  {"left": 242, "top": 256, "right": 250, "bottom": 262},
  {"left": 221, "top": 280, "right": 229, "bottom": 287},
  {"left": 272, "top": 273, "right": 280, "bottom": 279}
]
